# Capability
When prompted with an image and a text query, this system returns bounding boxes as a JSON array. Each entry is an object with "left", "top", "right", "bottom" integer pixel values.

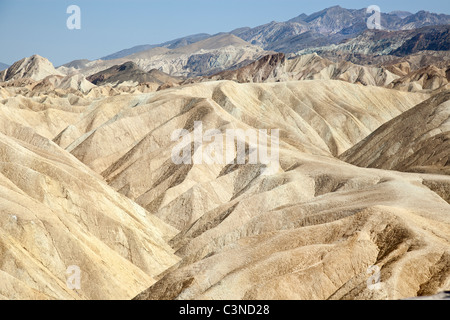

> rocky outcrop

[
  {"left": 196, "top": 53, "right": 399, "bottom": 88},
  {"left": 0, "top": 55, "right": 64, "bottom": 82},
  {"left": 86, "top": 61, "right": 181, "bottom": 86},
  {"left": 200, "top": 53, "right": 287, "bottom": 83},
  {"left": 388, "top": 65, "right": 449, "bottom": 92}
]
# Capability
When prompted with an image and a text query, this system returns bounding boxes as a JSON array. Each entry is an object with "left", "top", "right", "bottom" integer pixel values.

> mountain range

[
  {"left": 49, "top": 28, "right": 448, "bottom": 88},
  {"left": 298, "top": 25, "right": 450, "bottom": 56},
  {"left": 100, "top": 6, "right": 450, "bottom": 60},
  {"left": 50, "top": 6, "right": 449, "bottom": 83}
]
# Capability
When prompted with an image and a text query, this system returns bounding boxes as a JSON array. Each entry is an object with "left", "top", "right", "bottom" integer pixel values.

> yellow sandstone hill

[{"left": 0, "top": 53, "right": 449, "bottom": 300}]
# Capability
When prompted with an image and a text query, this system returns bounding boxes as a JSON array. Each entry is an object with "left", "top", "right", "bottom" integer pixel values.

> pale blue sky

[{"left": 0, "top": 0, "right": 448, "bottom": 66}]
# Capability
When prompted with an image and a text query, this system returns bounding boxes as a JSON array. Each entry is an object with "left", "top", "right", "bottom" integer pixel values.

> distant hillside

[
  {"left": 86, "top": 61, "right": 182, "bottom": 86},
  {"left": 298, "top": 25, "right": 450, "bottom": 57},
  {"left": 100, "top": 33, "right": 211, "bottom": 60},
  {"left": 60, "top": 34, "right": 269, "bottom": 78}
]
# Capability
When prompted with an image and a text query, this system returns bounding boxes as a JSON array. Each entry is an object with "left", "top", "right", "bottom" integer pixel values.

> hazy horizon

[{"left": 1, "top": 0, "right": 449, "bottom": 66}]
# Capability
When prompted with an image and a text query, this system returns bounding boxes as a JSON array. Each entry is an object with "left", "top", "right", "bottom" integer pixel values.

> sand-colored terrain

[{"left": 0, "top": 51, "right": 448, "bottom": 300}]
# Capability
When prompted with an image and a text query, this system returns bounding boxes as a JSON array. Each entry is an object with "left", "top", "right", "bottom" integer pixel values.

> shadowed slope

[{"left": 341, "top": 91, "right": 450, "bottom": 175}]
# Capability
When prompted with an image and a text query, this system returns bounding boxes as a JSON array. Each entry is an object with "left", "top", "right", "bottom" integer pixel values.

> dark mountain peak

[
  {"left": 305, "top": 5, "right": 351, "bottom": 23},
  {"left": 410, "top": 10, "right": 434, "bottom": 19},
  {"left": 401, "top": 10, "right": 450, "bottom": 26},
  {"left": 199, "top": 52, "right": 286, "bottom": 83},
  {"left": 323, "top": 5, "right": 343, "bottom": 11},
  {"left": 390, "top": 11, "right": 413, "bottom": 19},
  {"left": 391, "top": 25, "right": 450, "bottom": 56},
  {"left": 118, "top": 61, "right": 139, "bottom": 71},
  {"left": 288, "top": 13, "right": 309, "bottom": 23}
]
